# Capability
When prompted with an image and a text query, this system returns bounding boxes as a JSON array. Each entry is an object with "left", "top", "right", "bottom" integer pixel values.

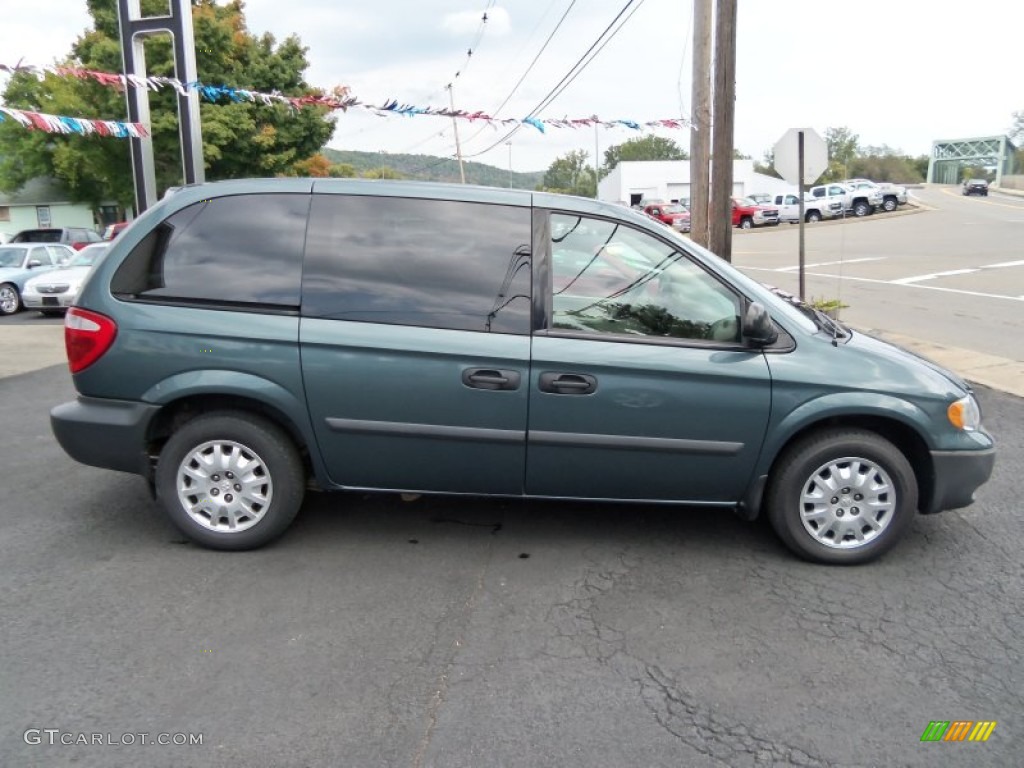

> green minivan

[{"left": 51, "top": 179, "right": 995, "bottom": 564}]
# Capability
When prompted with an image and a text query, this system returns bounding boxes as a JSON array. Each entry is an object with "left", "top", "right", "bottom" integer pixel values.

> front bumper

[
  {"left": 51, "top": 396, "right": 161, "bottom": 477},
  {"left": 923, "top": 446, "right": 996, "bottom": 514},
  {"left": 23, "top": 292, "right": 75, "bottom": 309}
]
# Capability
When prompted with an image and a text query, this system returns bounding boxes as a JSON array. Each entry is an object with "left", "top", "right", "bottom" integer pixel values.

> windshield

[
  {"left": 0, "top": 247, "right": 26, "bottom": 268},
  {"left": 662, "top": 204, "right": 687, "bottom": 214},
  {"left": 68, "top": 245, "right": 109, "bottom": 267},
  {"left": 737, "top": 197, "right": 757, "bottom": 206}
]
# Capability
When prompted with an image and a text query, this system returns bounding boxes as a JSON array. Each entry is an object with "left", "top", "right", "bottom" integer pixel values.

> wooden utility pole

[
  {"left": 708, "top": 0, "right": 736, "bottom": 262},
  {"left": 446, "top": 84, "right": 467, "bottom": 184},
  {"left": 689, "top": 0, "right": 712, "bottom": 248}
]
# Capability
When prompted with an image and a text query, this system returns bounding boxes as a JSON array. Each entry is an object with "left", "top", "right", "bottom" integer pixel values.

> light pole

[{"left": 506, "top": 142, "right": 512, "bottom": 188}]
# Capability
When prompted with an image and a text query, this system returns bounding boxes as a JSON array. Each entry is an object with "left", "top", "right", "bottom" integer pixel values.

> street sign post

[{"left": 774, "top": 127, "right": 828, "bottom": 300}]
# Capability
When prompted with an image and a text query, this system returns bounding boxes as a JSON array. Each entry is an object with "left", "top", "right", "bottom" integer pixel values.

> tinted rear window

[
  {"left": 111, "top": 194, "right": 309, "bottom": 307},
  {"left": 12, "top": 230, "right": 61, "bottom": 243},
  {"left": 302, "top": 195, "right": 531, "bottom": 334}
]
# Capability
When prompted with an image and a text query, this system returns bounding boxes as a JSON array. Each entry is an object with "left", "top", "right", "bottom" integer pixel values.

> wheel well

[
  {"left": 145, "top": 394, "right": 316, "bottom": 485},
  {"left": 767, "top": 415, "right": 935, "bottom": 513}
]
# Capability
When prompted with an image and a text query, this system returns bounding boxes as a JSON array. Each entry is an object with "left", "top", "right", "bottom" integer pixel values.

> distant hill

[{"left": 321, "top": 147, "right": 544, "bottom": 190}]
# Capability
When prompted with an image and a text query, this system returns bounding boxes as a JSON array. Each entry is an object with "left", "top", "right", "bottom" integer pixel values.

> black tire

[
  {"left": 155, "top": 411, "right": 305, "bottom": 550},
  {"left": 739, "top": 217, "right": 753, "bottom": 230},
  {"left": 765, "top": 429, "right": 918, "bottom": 564},
  {"left": 806, "top": 210, "right": 821, "bottom": 223},
  {"left": 882, "top": 197, "right": 897, "bottom": 212},
  {"left": 852, "top": 200, "right": 871, "bottom": 217},
  {"left": 0, "top": 283, "right": 21, "bottom": 316}
]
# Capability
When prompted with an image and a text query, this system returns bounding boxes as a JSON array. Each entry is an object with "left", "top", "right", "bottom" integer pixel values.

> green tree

[
  {"left": 0, "top": 0, "right": 334, "bottom": 210},
  {"left": 753, "top": 149, "right": 781, "bottom": 179},
  {"left": 848, "top": 153, "right": 924, "bottom": 183},
  {"left": 602, "top": 135, "right": 687, "bottom": 173},
  {"left": 362, "top": 167, "right": 403, "bottom": 179},
  {"left": 541, "top": 150, "right": 596, "bottom": 197},
  {"left": 821, "top": 126, "right": 859, "bottom": 181},
  {"left": 1010, "top": 111, "right": 1024, "bottom": 143}
]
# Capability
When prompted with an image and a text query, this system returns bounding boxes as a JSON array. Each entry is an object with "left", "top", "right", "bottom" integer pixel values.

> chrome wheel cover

[
  {"left": 176, "top": 439, "right": 273, "bottom": 533},
  {"left": 799, "top": 456, "right": 895, "bottom": 549},
  {"left": 0, "top": 285, "right": 18, "bottom": 314}
]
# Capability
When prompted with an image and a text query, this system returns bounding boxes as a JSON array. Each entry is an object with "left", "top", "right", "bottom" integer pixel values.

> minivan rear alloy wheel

[
  {"left": 155, "top": 412, "right": 305, "bottom": 550},
  {"left": 765, "top": 429, "right": 918, "bottom": 564},
  {"left": 0, "top": 283, "right": 20, "bottom": 315}
]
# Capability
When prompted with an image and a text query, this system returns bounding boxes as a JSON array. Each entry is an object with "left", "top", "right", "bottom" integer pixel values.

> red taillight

[{"left": 65, "top": 307, "right": 117, "bottom": 373}]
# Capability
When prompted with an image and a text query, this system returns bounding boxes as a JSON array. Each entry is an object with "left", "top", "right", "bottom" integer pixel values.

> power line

[
  {"left": 394, "top": 0, "right": 497, "bottom": 155},
  {"left": 463, "top": 0, "right": 647, "bottom": 160},
  {"left": 461, "top": 0, "right": 579, "bottom": 148}
]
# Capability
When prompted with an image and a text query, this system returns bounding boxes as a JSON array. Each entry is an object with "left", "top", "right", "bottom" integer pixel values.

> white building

[{"left": 597, "top": 159, "right": 794, "bottom": 207}]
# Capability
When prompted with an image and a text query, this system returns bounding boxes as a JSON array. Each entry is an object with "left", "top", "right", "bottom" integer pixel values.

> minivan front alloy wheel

[
  {"left": 155, "top": 412, "right": 305, "bottom": 550},
  {"left": 766, "top": 429, "right": 917, "bottom": 564}
]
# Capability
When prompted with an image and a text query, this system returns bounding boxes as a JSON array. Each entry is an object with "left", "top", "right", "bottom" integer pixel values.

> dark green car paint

[{"left": 55, "top": 178, "right": 994, "bottom": 528}]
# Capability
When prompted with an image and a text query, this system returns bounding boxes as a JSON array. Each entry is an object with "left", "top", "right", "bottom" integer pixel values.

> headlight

[{"left": 947, "top": 395, "right": 981, "bottom": 431}]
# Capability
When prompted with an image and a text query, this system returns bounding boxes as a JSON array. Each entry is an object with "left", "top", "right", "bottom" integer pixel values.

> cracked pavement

[{"left": 1, "top": 368, "right": 1020, "bottom": 767}]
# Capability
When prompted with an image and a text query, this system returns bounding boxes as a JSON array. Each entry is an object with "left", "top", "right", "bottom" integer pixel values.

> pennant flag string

[
  {"left": 0, "top": 106, "right": 148, "bottom": 137},
  {"left": 0, "top": 61, "right": 692, "bottom": 135}
]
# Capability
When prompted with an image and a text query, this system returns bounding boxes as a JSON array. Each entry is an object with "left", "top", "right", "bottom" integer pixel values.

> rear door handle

[
  {"left": 538, "top": 372, "right": 598, "bottom": 395},
  {"left": 462, "top": 368, "right": 521, "bottom": 391}
]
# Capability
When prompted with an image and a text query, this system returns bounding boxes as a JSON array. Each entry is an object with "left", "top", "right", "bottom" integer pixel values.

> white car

[
  {"left": 772, "top": 193, "right": 844, "bottom": 223},
  {"left": 22, "top": 243, "right": 109, "bottom": 316}
]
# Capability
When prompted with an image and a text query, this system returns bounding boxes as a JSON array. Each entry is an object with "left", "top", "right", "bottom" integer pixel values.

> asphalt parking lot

[{"left": 1, "top": 363, "right": 1021, "bottom": 767}]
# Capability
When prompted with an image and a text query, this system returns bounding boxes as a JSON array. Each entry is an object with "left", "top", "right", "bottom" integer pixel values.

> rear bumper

[
  {"left": 923, "top": 447, "right": 996, "bottom": 514},
  {"left": 51, "top": 396, "right": 160, "bottom": 476}
]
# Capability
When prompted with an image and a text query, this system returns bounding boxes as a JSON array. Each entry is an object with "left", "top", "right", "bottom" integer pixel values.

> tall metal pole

[
  {"left": 446, "top": 84, "right": 467, "bottom": 184},
  {"left": 594, "top": 121, "right": 600, "bottom": 198},
  {"left": 689, "top": 0, "right": 712, "bottom": 248},
  {"left": 117, "top": 0, "right": 204, "bottom": 214},
  {"left": 708, "top": 0, "right": 737, "bottom": 262}
]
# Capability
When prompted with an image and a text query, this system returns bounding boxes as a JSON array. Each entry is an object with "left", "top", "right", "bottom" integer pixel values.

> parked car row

[{"left": 0, "top": 238, "right": 113, "bottom": 317}]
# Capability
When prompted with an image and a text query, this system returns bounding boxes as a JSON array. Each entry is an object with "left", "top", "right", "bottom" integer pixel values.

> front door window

[{"left": 549, "top": 214, "right": 741, "bottom": 344}]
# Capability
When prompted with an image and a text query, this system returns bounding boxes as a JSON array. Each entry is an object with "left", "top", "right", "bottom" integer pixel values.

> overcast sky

[{"left": 3, "top": 0, "right": 1022, "bottom": 173}]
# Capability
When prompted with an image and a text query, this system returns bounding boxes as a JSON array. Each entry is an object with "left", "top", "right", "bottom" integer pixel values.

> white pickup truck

[
  {"left": 809, "top": 182, "right": 882, "bottom": 217},
  {"left": 769, "top": 192, "right": 844, "bottom": 223},
  {"left": 843, "top": 179, "right": 908, "bottom": 212}
]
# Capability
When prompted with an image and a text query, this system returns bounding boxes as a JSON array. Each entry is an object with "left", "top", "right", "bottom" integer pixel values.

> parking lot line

[
  {"left": 776, "top": 257, "right": 885, "bottom": 272},
  {"left": 805, "top": 271, "right": 1023, "bottom": 302},
  {"left": 739, "top": 267, "right": 1024, "bottom": 303},
  {"left": 892, "top": 268, "right": 980, "bottom": 285}
]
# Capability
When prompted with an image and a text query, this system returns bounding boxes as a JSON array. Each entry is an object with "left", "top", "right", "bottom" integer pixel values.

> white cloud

[{"left": 2, "top": 0, "right": 1022, "bottom": 173}]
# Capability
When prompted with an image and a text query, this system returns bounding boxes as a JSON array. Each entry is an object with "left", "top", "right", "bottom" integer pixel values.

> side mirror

[
  {"left": 27, "top": 259, "right": 42, "bottom": 269},
  {"left": 743, "top": 301, "right": 778, "bottom": 346}
]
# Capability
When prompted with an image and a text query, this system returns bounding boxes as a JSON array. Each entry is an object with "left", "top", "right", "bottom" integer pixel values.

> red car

[
  {"left": 731, "top": 197, "right": 780, "bottom": 229},
  {"left": 103, "top": 222, "right": 131, "bottom": 240},
  {"left": 642, "top": 202, "right": 691, "bottom": 233}
]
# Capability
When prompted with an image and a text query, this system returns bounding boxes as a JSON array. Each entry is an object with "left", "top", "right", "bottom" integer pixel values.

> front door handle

[
  {"left": 538, "top": 372, "right": 598, "bottom": 395},
  {"left": 462, "top": 368, "right": 521, "bottom": 391}
]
